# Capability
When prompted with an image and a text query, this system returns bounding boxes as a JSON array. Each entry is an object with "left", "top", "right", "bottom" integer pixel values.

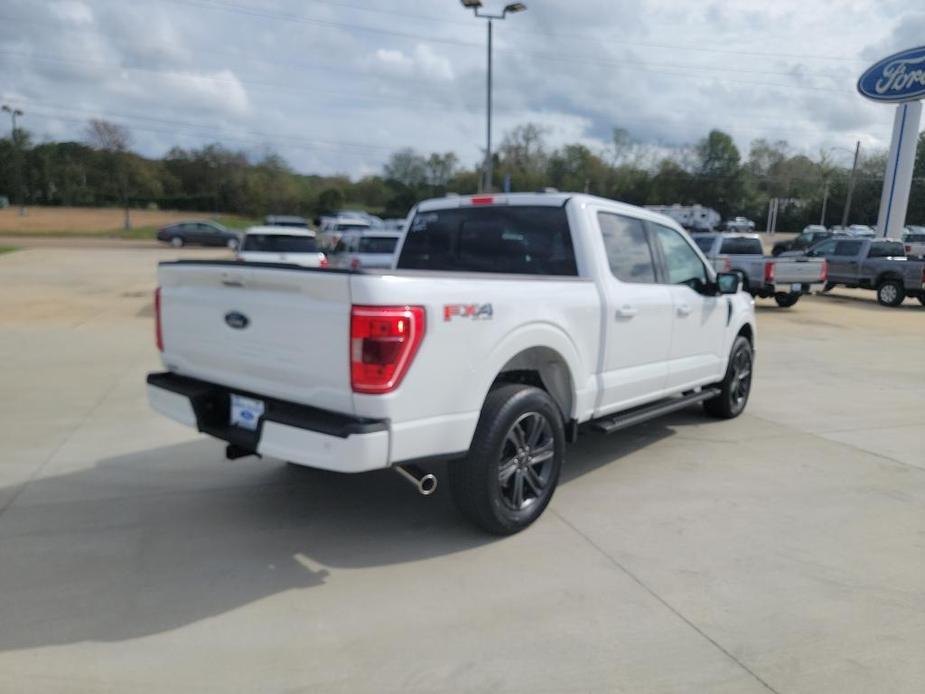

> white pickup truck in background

[{"left": 148, "top": 193, "right": 756, "bottom": 534}]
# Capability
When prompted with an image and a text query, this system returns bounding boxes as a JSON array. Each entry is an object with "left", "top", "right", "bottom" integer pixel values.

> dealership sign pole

[{"left": 857, "top": 46, "right": 925, "bottom": 238}]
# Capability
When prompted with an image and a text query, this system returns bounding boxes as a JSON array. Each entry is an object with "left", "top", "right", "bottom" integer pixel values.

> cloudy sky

[{"left": 2, "top": 0, "right": 923, "bottom": 177}]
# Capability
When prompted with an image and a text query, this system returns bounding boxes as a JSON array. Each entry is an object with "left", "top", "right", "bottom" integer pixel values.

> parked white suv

[
  {"left": 148, "top": 193, "right": 755, "bottom": 534},
  {"left": 236, "top": 226, "right": 327, "bottom": 268}
]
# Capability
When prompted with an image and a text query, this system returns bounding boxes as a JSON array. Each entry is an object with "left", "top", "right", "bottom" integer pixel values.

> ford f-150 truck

[
  {"left": 804, "top": 237, "right": 925, "bottom": 306},
  {"left": 692, "top": 233, "right": 827, "bottom": 307},
  {"left": 147, "top": 193, "right": 756, "bottom": 534}
]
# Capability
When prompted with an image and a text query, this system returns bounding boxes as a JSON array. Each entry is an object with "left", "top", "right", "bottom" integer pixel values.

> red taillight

[
  {"left": 319, "top": 256, "right": 329, "bottom": 269},
  {"left": 350, "top": 257, "right": 361, "bottom": 270},
  {"left": 154, "top": 287, "right": 164, "bottom": 352},
  {"left": 764, "top": 261, "right": 775, "bottom": 284},
  {"left": 820, "top": 259, "right": 828, "bottom": 282},
  {"left": 722, "top": 256, "right": 732, "bottom": 272},
  {"left": 350, "top": 306, "right": 425, "bottom": 394},
  {"left": 471, "top": 195, "right": 494, "bottom": 205}
]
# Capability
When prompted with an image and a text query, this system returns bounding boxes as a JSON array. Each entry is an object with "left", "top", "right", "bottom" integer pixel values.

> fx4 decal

[{"left": 444, "top": 303, "right": 493, "bottom": 322}]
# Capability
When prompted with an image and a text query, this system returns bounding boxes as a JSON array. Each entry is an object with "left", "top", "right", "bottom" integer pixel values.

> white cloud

[
  {"left": 2, "top": 0, "right": 923, "bottom": 176},
  {"left": 50, "top": 0, "right": 93, "bottom": 26}
]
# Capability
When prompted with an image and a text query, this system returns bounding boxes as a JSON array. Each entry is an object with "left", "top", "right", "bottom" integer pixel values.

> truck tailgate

[
  {"left": 157, "top": 262, "right": 354, "bottom": 414},
  {"left": 768, "top": 257, "right": 826, "bottom": 283}
]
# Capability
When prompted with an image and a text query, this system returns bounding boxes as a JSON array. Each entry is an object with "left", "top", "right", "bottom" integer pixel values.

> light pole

[
  {"left": 460, "top": 1, "right": 527, "bottom": 193},
  {"left": 2, "top": 105, "right": 25, "bottom": 216}
]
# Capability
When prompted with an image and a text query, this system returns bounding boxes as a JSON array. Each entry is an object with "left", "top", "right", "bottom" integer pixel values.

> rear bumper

[
  {"left": 753, "top": 281, "right": 823, "bottom": 296},
  {"left": 146, "top": 372, "right": 390, "bottom": 472}
]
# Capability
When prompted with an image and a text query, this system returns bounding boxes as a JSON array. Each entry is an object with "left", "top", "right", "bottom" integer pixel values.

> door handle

[
  {"left": 615, "top": 305, "right": 639, "bottom": 319},
  {"left": 676, "top": 303, "right": 692, "bottom": 317}
]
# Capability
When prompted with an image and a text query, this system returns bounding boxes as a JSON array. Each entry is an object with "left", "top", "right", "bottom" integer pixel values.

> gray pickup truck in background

[
  {"left": 693, "top": 233, "right": 827, "bottom": 307},
  {"left": 802, "top": 237, "right": 925, "bottom": 306}
]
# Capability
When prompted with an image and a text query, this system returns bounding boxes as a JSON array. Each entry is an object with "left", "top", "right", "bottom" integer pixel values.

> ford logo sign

[
  {"left": 858, "top": 45, "right": 925, "bottom": 103},
  {"left": 224, "top": 311, "right": 249, "bottom": 329}
]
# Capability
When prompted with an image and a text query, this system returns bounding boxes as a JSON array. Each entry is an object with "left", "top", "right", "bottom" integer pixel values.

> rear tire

[
  {"left": 773, "top": 292, "right": 800, "bottom": 308},
  {"left": 821, "top": 282, "right": 835, "bottom": 293},
  {"left": 918, "top": 295, "right": 925, "bottom": 307},
  {"left": 876, "top": 280, "right": 904, "bottom": 307},
  {"left": 704, "top": 336, "right": 753, "bottom": 419},
  {"left": 170, "top": 236, "right": 184, "bottom": 248},
  {"left": 227, "top": 238, "right": 239, "bottom": 250},
  {"left": 449, "top": 384, "right": 564, "bottom": 535}
]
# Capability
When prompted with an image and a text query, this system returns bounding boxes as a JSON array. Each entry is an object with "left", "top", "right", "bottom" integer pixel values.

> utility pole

[
  {"left": 460, "top": 1, "right": 527, "bottom": 193},
  {"left": 841, "top": 140, "right": 861, "bottom": 228},
  {"left": 820, "top": 181, "right": 829, "bottom": 225},
  {"left": 2, "top": 105, "right": 25, "bottom": 216}
]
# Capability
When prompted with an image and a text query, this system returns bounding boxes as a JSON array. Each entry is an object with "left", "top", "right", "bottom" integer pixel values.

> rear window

[
  {"left": 719, "top": 237, "right": 763, "bottom": 255},
  {"left": 242, "top": 234, "right": 318, "bottom": 252},
  {"left": 358, "top": 236, "right": 399, "bottom": 254},
  {"left": 869, "top": 241, "right": 905, "bottom": 257},
  {"left": 693, "top": 236, "right": 716, "bottom": 253},
  {"left": 397, "top": 206, "right": 577, "bottom": 276},
  {"left": 904, "top": 234, "right": 925, "bottom": 242}
]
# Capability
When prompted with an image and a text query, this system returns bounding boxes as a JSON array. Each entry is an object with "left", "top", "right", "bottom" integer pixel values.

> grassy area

[
  {"left": 0, "top": 246, "right": 18, "bottom": 255},
  {"left": 0, "top": 207, "right": 258, "bottom": 237}
]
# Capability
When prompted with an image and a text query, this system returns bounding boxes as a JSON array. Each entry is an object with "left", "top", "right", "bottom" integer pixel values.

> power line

[
  {"left": 0, "top": 44, "right": 852, "bottom": 100},
  {"left": 165, "top": 0, "right": 867, "bottom": 64}
]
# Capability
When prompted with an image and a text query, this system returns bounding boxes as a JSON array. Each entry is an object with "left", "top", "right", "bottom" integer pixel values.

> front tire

[
  {"left": 704, "top": 335, "right": 753, "bottom": 419},
  {"left": 449, "top": 384, "right": 564, "bottom": 535},
  {"left": 877, "top": 280, "right": 904, "bottom": 307},
  {"left": 170, "top": 236, "right": 184, "bottom": 248},
  {"left": 774, "top": 292, "right": 800, "bottom": 308}
]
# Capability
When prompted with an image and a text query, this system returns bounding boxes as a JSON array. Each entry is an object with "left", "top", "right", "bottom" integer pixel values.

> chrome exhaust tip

[{"left": 394, "top": 464, "right": 438, "bottom": 496}]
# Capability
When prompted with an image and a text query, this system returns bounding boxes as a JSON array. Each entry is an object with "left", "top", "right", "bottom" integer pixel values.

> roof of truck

[
  {"left": 415, "top": 192, "right": 686, "bottom": 230},
  {"left": 244, "top": 225, "right": 316, "bottom": 237}
]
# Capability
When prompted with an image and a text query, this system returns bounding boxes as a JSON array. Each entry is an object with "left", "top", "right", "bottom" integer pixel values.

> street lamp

[
  {"left": 460, "top": 1, "right": 527, "bottom": 192},
  {"left": 2, "top": 105, "right": 25, "bottom": 216}
]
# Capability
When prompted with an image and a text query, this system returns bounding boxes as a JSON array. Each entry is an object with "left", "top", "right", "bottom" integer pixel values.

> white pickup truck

[{"left": 148, "top": 193, "right": 756, "bottom": 534}]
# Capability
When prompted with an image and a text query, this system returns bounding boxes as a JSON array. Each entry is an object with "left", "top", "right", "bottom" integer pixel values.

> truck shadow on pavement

[{"left": 0, "top": 417, "right": 680, "bottom": 652}]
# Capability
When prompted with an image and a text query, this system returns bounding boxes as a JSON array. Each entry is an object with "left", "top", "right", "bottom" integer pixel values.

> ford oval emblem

[
  {"left": 858, "top": 45, "right": 925, "bottom": 103},
  {"left": 224, "top": 311, "right": 249, "bottom": 329}
]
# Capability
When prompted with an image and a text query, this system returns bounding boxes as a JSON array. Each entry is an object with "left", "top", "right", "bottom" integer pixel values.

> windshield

[
  {"left": 358, "top": 236, "right": 399, "bottom": 254},
  {"left": 398, "top": 205, "right": 577, "bottom": 276},
  {"left": 242, "top": 234, "right": 318, "bottom": 252}
]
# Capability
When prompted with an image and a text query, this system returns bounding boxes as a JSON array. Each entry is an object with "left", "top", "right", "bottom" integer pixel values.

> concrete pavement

[{"left": 0, "top": 246, "right": 923, "bottom": 693}]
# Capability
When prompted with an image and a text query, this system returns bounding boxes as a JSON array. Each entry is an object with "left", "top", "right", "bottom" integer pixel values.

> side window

[
  {"left": 653, "top": 225, "right": 708, "bottom": 287},
  {"left": 869, "top": 242, "right": 904, "bottom": 257},
  {"left": 811, "top": 239, "right": 837, "bottom": 256},
  {"left": 833, "top": 240, "right": 862, "bottom": 256},
  {"left": 597, "top": 212, "right": 656, "bottom": 284}
]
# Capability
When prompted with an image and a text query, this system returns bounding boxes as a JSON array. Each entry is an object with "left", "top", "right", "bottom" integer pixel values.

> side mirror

[{"left": 716, "top": 272, "right": 741, "bottom": 295}]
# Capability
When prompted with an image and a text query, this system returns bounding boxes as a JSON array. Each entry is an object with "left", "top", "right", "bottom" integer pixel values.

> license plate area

[
  {"left": 230, "top": 394, "right": 265, "bottom": 431},
  {"left": 791, "top": 283, "right": 802, "bottom": 292}
]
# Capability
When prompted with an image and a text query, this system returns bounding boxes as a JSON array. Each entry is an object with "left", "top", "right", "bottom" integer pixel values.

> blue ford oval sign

[
  {"left": 224, "top": 311, "right": 249, "bottom": 329},
  {"left": 858, "top": 45, "right": 925, "bottom": 103}
]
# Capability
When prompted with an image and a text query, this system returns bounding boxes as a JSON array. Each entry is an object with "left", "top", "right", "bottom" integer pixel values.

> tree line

[{"left": 1, "top": 118, "right": 923, "bottom": 231}]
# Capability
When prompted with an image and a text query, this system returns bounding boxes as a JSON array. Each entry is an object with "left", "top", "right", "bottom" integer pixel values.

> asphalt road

[{"left": 0, "top": 246, "right": 923, "bottom": 694}]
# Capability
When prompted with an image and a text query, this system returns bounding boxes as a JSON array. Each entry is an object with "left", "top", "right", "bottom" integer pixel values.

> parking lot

[{"left": 1, "top": 244, "right": 923, "bottom": 693}]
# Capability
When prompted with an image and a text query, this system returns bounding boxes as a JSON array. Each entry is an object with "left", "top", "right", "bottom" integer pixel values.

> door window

[
  {"left": 653, "top": 225, "right": 708, "bottom": 288},
  {"left": 598, "top": 213, "right": 656, "bottom": 283},
  {"left": 810, "top": 239, "right": 838, "bottom": 256},
  {"left": 833, "top": 240, "right": 863, "bottom": 256}
]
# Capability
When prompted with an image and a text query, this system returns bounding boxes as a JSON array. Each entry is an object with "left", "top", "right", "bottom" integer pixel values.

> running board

[{"left": 591, "top": 388, "right": 721, "bottom": 434}]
